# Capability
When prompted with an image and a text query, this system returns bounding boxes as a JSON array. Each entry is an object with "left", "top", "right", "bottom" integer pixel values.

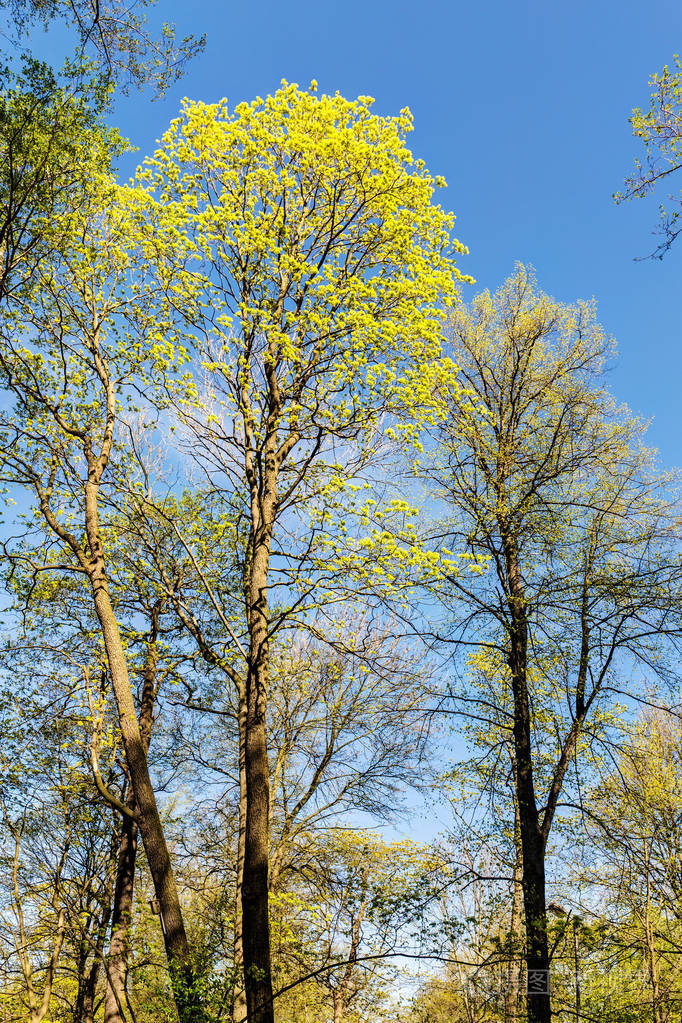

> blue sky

[{"left": 31, "top": 0, "right": 682, "bottom": 462}]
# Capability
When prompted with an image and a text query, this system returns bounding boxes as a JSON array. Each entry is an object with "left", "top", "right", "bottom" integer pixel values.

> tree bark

[
  {"left": 104, "top": 810, "right": 138, "bottom": 1023},
  {"left": 86, "top": 601, "right": 180, "bottom": 961},
  {"left": 241, "top": 484, "right": 276, "bottom": 1023},
  {"left": 104, "top": 612, "right": 159, "bottom": 1023},
  {"left": 232, "top": 687, "right": 248, "bottom": 1023},
  {"left": 242, "top": 633, "right": 274, "bottom": 1023},
  {"left": 332, "top": 990, "right": 345, "bottom": 1023},
  {"left": 504, "top": 802, "right": 525, "bottom": 1023},
  {"left": 83, "top": 479, "right": 200, "bottom": 1022},
  {"left": 504, "top": 533, "right": 551, "bottom": 1023}
]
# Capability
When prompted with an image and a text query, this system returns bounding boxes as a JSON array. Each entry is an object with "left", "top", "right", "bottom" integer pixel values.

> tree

[
  {"left": 2, "top": 482, "right": 212, "bottom": 1022},
  {"left": 0, "top": 154, "right": 208, "bottom": 1020},
  {"left": 617, "top": 56, "right": 682, "bottom": 257},
  {"left": 0, "top": 643, "right": 123, "bottom": 1023},
  {"left": 440, "top": 759, "right": 527, "bottom": 1023},
  {"left": 419, "top": 265, "right": 682, "bottom": 1023},
  {"left": 0, "top": 0, "right": 204, "bottom": 324},
  {"left": 2, "top": 0, "right": 205, "bottom": 95},
  {"left": 143, "top": 81, "right": 470, "bottom": 1023},
  {"left": 0, "top": 60, "right": 125, "bottom": 304},
  {"left": 273, "top": 831, "right": 440, "bottom": 1023},
  {"left": 577, "top": 710, "right": 682, "bottom": 1023}
]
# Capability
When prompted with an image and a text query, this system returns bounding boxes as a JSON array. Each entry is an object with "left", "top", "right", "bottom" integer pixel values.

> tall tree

[
  {"left": 420, "top": 265, "right": 682, "bottom": 1023},
  {"left": 143, "top": 81, "right": 470, "bottom": 1023},
  {"left": 0, "top": 161, "right": 207, "bottom": 1019}
]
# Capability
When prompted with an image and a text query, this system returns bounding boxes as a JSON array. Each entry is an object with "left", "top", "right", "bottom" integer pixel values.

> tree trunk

[
  {"left": 77, "top": 957, "right": 102, "bottom": 1023},
  {"left": 104, "top": 609, "right": 161, "bottom": 1023},
  {"left": 83, "top": 476, "right": 200, "bottom": 1022},
  {"left": 511, "top": 682, "right": 550, "bottom": 1023},
  {"left": 242, "top": 654, "right": 274, "bottom": 1023},
  {"left": 504, "top": 534, "right": 551, "bottom": 1023},
  {"left": 104, "top": 810, "right": 138, "bottom": 1023},
  {"left": 332, "top": 989, "right": 345, "bottom": 1023},
  {"left": 504, "top": 802, "right": 525, "bottom": 1023},
  {"left": 232, "top": 687, "right": 248, "bottom": 1023},
  {"left": 241, "top": 513, "right": 275, "bottom": 1023}
]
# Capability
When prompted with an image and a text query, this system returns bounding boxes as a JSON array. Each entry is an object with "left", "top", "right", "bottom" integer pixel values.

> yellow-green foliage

[
  {"left": 144, "top": 82, "right": 469, "bottom": 402},
  {"left": 142, "top": 82, "right": 474, "bottom": 592},
  {"left": 619, "top": 55, "right": 682, "bottom": 253}
]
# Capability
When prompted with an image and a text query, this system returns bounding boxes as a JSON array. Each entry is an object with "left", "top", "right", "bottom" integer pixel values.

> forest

[{"left": 1, "top": 2, "right": 682, "bottom": 1023}]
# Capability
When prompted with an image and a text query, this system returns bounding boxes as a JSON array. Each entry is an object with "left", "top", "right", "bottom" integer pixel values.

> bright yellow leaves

[
  {"left": 143, "top": 82, "right": 470, "bottom": 430},
  {"left": 137, "top": 82, "right": 475, "bottom": 600}
]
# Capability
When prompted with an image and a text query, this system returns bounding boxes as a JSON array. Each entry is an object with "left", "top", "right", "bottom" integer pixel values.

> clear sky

[
  {"left": 27, "top": 0, "right": 682, "bottom": 456},
  {"left": 76, "top": 0, "right": 682, "bottom": 467}
]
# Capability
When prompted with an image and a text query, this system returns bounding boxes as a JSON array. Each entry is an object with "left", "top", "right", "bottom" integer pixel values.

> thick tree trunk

[
  {"left": 332, "top": 990, "right": 345, "bottom": 1023},
  {"left": 504, "top": 535, "right": 551, "bottom": 1023},
  {"left": 232, "top": 689, "right": 248, "bottom": 1023},
  {"left": 90, "top": 586, "right": 191, "bottom": 994},
  {"left": 511, "top": 690, "right": 550, "bottom": 1023},
  {"left": 104, "top": 810, "right": 138, "bottom": 1023},
  {"left": 504, "top": 803, "right": 525, "bottom": 1023},
  {"left": 241, "top": 507, "right": 275, "bottom": 1023},
  {"left": 84, "top": 481, "right": 200, "bottom": 1023},
  {"left": 104, "top": 617, "right": 159, "bottom": 1023},
  {"left": 242, "top": 654, "right": 274, "bottom": 1023}
]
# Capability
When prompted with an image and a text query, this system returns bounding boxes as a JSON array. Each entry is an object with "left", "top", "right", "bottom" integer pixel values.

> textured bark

[
  {"left": 231, "top": 687, "right": 248, "bottom": 1023},
  {"left": 83, "top": 479, "right": 200, "bottom": 1022},
  {"left": 103, "top": 811, "right": 138, "bottom": 1023},
  {"left": 241, "top": 459, "right": 276, "bottom": 1023},
  {"left": 104, "top": 613, "right": 159, "bottom": 1023},
  {"left": 503, "top": 532, "right": 551, "bottom": 1023},
  {"left": 504, "top": 804, "right": 525, "bottom": 1023},
  {"left": 332, "top": 990, "right": 345, "bottom": 1023},
  {"left": 242, "top": 647, "right": 274, "bottom": 1023}
]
